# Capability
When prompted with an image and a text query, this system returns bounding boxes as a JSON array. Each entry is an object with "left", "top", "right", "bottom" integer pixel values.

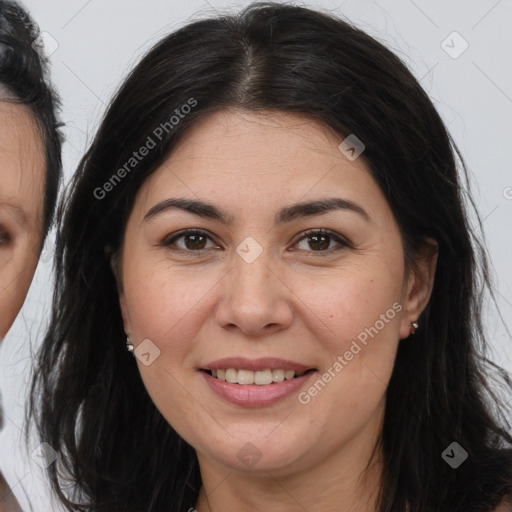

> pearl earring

[{"left": 126, "top": 335, "right": 134, "bottom": 353}]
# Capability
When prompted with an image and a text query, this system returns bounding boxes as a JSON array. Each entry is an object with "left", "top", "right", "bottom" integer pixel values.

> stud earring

[
  {"left": 126, "top": 335, "right": 134, "bottom": 354},
  {"left": 411, "top": 321, "right": 419, "bottom": 335}
]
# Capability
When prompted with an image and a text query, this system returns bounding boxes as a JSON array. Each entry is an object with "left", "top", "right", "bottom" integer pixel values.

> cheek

[
  {"left": 122, "top": 264, "right": 211, "bottom": 431},
  {"left": 0, "top": 255, "right": 38, "bottom": 339},
  {"left": 123, "top": 260, "right": 219, "bottom": 360},
  {"left": 0, "top": 291, "right": 21, "bottom": 340},
  {"left": 292, "top": 261, "right": 404, "bottom": 354},
  {"left": 290, "top": 260, "right": 404, "bottom": 428}
]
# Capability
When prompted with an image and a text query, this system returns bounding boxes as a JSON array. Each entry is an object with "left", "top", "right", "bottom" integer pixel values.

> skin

[
  {"left": 0, "top": 101, "right": 45, "bottom": 342},
  {"left": 0, "top": 100, "right": 45, "bottom": 512},
  {"left": 117, "top": 109, "right": 438, "bottom": 512}
]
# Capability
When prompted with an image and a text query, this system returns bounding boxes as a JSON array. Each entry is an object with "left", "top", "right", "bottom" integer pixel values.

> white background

[{"left": 0, "top": 0, "right": 511, "bottom": 510}]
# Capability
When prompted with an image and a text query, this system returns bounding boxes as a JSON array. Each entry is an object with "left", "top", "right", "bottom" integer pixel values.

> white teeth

[
  {"left": 272, "top": 369, "right": 284, "bottom": 382},
  {"left": 225, "top": 368, "right": 238, "bottom": 383},
  {"left": 237, "top": 369, "right": 255, "bottom": 385},
  {"left": 254, "top": 369, "right": 272, "bottom": 385},
  {"left": 284, "top": 370, "right": 295, "bottom": 380},
  {"left": 210, "top": 368, "right": 300, "bottom": 385}
]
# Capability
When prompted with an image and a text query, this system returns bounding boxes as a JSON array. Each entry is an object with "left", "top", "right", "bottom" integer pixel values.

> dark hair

[
  {"left": 0, "top": 0, "right": 63, "bottom": 244},
  {"left": 29, "top": 2, "right": 512, "bottom": 511}
]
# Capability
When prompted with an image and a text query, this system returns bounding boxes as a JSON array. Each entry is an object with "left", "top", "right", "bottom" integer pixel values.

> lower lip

[{"left": 201, "top": 371, "right": 316, "bottom": 407}]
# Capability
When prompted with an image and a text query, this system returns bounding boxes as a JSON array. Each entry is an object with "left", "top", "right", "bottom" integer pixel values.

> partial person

[{"left": 0, "top": 1, "right": 62, "bottom": 510}]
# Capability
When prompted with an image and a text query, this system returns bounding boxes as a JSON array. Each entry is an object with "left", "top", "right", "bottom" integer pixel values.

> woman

[
  {"left": 30, "top": 3, "right": 512, "bottom": 511},
  {"left": 0, "top": 1, "right": 62, "bottom": 510}
]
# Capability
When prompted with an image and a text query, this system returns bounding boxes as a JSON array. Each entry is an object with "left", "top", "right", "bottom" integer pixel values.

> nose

[{"left": 214, "top": 247, "right": 294, "bottom": 338}]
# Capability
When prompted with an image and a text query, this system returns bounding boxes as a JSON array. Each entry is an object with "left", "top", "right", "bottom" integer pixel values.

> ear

[
  {"left": 399, "top": 237, "right": 438, "bottom": 340},
  {"left": 118, "top": 291, "right": 132, "bottom": 336},
  {"left": 107, "top": 246, "right": 132, "bottom": 336}
]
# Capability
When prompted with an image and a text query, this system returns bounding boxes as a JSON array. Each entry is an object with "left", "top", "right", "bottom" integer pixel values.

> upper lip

[{"left": 201, "top": 357, "right": 315, "bottom": 373}]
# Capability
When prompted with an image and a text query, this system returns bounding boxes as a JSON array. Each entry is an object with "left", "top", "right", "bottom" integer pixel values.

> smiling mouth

[{"left": 202, "top": 368, "right": 316, "bottom": 385}]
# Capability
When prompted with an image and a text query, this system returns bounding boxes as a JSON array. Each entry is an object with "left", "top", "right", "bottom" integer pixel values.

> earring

[
  {"left": 411, "top": 321, "right": 419, "bottom": 335},
  {"left": 126, "top": 335, "right": 134, "bottom": 354}
]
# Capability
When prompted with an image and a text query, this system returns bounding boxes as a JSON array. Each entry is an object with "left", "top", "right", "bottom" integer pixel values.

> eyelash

[{"left": 161, "top": 228, "right": 353, "bottom": 257}]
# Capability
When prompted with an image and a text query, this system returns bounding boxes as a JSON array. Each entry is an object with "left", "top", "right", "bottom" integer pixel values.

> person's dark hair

[
  {"left": 29, "top": 2, "right": 512, "bottom": 511},
  {"left": 0, "top": 0, "right": 63, "bottom": 245}
]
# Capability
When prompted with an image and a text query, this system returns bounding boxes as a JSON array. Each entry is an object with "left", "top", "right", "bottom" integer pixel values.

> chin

[{"left": 193, "top": 426, "right": 318, "bottom": 474}]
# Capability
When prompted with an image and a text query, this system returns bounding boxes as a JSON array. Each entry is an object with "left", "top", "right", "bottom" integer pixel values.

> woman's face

[
  {"left": 118, "top": 109, "right": 436, "bottom": 477},
  {"left": 0, "top": 101, "right": 45, "bottom": 341}
]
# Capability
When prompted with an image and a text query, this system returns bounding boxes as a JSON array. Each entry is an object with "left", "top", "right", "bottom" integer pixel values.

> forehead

[
  {"left": 137, "top": 109, "right": 392, "bottom": 224},
  {"left": 0, "top": 101, "right": 46, "bottom": 231},
  {"left": 166, "top": 109, "right": 343, "bottom": 166}
]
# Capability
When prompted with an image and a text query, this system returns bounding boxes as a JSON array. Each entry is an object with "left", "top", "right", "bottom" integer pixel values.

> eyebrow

[{"left": 144, "top": 197, "right": 371, "bottom": 225}]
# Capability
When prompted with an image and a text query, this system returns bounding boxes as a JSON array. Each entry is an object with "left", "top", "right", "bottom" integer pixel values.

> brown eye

[
  {"left": 0, "top": 226, "right": 12, "bottom": 247},
  {"left": 182, "top": 233, "right": 207, "bottom": 250},
  {"left": 306, "top": 234, "right": 330, "bottom": 251},
  {"left": 162, "top": 229, "right": 218, "bottom": 253},
  {"left": 293, "top": 229, "right": 352, "bottom": 255}
]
